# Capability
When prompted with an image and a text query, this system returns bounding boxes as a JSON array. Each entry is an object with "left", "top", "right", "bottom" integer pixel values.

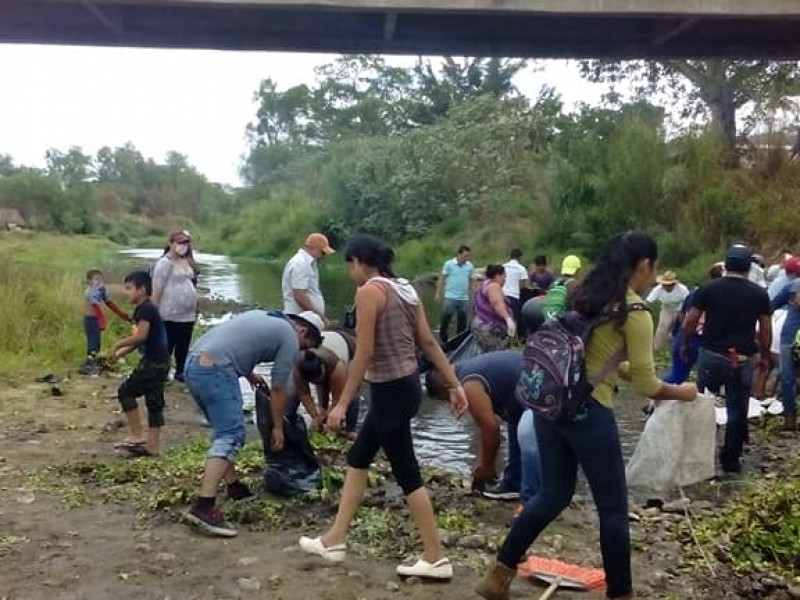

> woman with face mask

[{"left": 152, "top": 230, "right": 199, "bottom": 383}]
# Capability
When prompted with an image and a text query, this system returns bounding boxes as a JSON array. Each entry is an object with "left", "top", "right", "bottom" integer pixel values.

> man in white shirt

[
  {"left": 647, "top": 270, "right": 690, "bottom": 352},
  {"left": 502, "top": 249, "right": 529, "bottom": 335},
  {"left": 282, "top": 233, "right": 335, "bottom": 322}
]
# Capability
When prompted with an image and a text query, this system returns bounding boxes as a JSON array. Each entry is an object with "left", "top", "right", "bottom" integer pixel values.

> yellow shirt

[{"left": 586, "top": 289, "right": 662, "bottom": 408}]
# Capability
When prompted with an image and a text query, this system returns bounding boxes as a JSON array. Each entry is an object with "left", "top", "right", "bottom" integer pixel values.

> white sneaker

[
  {"left": 396, "top": 557, "right": 453, "bottom": 580},
  {"left": 298, "top": 536, "right": 347, "bottom": 563}
]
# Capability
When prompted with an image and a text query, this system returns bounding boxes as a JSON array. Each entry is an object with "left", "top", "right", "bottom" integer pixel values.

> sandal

[
  {"left": 113, "top": 440, "right": 147, "bottom": 450},
  {"left": 123, "top": 444, "right": 158, "bottom": 458}
]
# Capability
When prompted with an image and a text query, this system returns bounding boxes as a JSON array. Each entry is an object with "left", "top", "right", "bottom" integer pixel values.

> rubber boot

[
  {"left": 783, "top": 413, "right": 797, "bottom": 432},
  {"left": 475, "top": 562, "right": 515, "bottom": 600}
]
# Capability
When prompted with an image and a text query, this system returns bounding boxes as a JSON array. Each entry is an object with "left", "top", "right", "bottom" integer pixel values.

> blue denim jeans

[
  {"left": 497, "top": 400, "right": 631, "bottom": 599},
  {"left": 779, "top": 344, "right": 797, "bottom": 416},
  {"left": 184, "top": 354, "right": 246, "bottom": 463},
  {"left": 439, "top": 298, "right": 468, "bottom": 343},
  {"left": 696, "top": 348, "right": 754, "bottom": 472},
  {"left": 84, "top": 315, "right": 102, "bottom": 356},
  {"left": 517, "top": 410, "right": 542, "bottom": 505},
  {"left": 498, "top": 417, "right": 522, "bottom": 492},
  {"left": 663, "top": 332, "right": 701, "bottom": 385}
]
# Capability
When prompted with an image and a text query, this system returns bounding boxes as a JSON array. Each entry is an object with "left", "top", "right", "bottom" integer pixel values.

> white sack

[{"left": 627, "top": 393, "right": 717, "bottom": 491}]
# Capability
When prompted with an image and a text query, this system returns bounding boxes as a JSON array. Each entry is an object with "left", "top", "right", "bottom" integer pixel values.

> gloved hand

[{"left": 505, "top": 317, "right": 517, "bottom": 339}]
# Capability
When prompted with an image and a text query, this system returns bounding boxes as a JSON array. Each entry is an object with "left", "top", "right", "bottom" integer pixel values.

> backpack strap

[{"left": 587, "top": 302, "right": 649, "bottom": 387}]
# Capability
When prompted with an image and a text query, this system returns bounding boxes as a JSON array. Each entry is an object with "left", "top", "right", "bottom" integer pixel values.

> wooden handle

[{"left": 538, "top": 577, "right": 561, "bottom": 600}]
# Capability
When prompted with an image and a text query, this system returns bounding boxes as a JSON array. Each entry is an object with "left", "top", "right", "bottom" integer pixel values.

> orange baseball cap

[{"left": 305, "top": 233, "right": 335, "bottom": 255}]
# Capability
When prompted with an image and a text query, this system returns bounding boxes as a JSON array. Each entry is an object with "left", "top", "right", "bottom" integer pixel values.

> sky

[{"left": 0, "top": 44, "right": 607, "bottom": 186}]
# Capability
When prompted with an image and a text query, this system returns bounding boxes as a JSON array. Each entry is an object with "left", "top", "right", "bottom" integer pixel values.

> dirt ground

[{"left": 0, "top": 373, "right": 795, "bottom": 600}]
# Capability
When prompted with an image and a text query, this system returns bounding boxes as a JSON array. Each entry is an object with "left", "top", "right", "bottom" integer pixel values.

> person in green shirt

[
  {"left": 477, "top": 231, "right": 697, "bottom": 600},
  {"left": 541, "top": 254, "right": 582, "bottom": 320}
]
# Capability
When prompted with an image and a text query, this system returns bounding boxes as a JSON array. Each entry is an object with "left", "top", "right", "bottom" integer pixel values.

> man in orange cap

[{"left": 282, "top": 233, "right": 335, "bottom": 323}]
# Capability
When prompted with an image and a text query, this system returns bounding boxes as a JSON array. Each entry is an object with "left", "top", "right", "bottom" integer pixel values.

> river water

[{"left": 119, "top": 248, "right": 646, "bottom": 477}]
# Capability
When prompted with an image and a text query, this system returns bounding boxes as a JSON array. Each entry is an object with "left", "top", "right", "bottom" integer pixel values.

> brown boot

[
  {"left": 476, "top": 562, "right": 516, "bottom": 600},
  {"left": 783, "top": 413, "right": 797, "bottom": 432}
]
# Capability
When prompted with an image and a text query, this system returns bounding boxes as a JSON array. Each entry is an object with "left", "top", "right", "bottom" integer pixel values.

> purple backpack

[{"left": 515, "top": 304, "right": 647, "bottom": 423}]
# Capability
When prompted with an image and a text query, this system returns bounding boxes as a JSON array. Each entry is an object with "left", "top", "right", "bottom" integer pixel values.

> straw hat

[{"left": 657, "top": 271, "right": 679, "bottom": 285}]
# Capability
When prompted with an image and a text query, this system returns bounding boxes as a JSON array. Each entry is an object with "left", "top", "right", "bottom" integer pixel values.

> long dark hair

[
  {"left": 344, "top": 234, "right": 396, "bottom": 278},
  {"left": 571, "top": 231, "right": 658, "bottom": 322},
  {"left": 297, "top": 350, "right": 325, "bottom": 384}
]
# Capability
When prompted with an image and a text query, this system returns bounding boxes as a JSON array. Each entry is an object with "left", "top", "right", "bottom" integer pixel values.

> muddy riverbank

[{"left": 1, "top": 370, "right": 798, "bottom": 599}]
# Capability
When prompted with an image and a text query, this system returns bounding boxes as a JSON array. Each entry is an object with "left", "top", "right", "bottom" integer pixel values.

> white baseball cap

[{"left": 290, "top": 311, "right": 325, "bottom": 342}]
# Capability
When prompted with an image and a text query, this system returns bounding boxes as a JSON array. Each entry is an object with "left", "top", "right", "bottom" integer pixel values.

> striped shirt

[{"left": 366, "top": 281, "right": 418, "bottom": 383}]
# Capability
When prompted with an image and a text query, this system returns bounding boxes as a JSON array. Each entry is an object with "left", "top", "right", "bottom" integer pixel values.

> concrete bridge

[{"left": 2, "top": 0, "right": 800, "bottom": 59}]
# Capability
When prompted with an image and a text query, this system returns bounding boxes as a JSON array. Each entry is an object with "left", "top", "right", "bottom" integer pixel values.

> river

[{"left": 119, "top": 248, "right": 647, "bottom": 479}]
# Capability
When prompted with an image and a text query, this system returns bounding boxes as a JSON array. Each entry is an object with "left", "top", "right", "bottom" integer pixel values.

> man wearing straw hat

[{"left": 647, "top": 270, "right": 690, "bottom": 352}]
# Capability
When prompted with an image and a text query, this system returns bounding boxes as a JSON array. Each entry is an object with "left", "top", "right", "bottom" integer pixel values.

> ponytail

[
  {"left": 571, "top": 231, "right": 657, "bottom": 323},
  {"left": 345, "top": 233, "right": 398, "bottom": 279}
]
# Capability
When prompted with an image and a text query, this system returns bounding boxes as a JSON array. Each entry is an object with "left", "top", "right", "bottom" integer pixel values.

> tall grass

[
  {"left": 0, "top": 232, "right": 124, "bottom": 381},
  {"left": 0, "top": 262, "right": 86, "bottom": 377}
]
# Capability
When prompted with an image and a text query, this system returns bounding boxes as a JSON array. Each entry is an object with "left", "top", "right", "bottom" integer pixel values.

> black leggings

[
  {"left": 164, "top": 321, "right": 195, "bottom": 377},
  {"left": 346, "top": 374, "right": 423, "bottom": 496}
]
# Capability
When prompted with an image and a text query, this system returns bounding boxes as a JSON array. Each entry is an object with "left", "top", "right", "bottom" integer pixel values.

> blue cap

[{"left": 725, "top": 245, "right": 752, "bottom": 273}]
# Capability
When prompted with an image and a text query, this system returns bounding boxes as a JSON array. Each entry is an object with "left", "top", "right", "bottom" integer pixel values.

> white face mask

[{"left": 175, "top": 243, "right": 189, "bottom": 256}]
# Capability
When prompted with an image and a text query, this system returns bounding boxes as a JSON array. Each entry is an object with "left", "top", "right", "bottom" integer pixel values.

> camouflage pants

[{"left": 471, "top": 319, "right": 510, "bottom": 353}]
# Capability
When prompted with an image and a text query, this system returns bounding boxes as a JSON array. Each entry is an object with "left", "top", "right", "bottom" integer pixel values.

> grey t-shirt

[
  {"left": 191, "top": 311, "right": 299, "bottom": 386},
  {"left": 153, "top": 256, "right": 197, "bottom": 322}
]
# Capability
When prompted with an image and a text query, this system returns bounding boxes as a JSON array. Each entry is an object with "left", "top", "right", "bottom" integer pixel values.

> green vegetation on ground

[
  {"left": 23, "top": 434, "right": 480, "bottom": 561},
  {"left": 688, "top": 463, "right": 800, "bottom": 579}
]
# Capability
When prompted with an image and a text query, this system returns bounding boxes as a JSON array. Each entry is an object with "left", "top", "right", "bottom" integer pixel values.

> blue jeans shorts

[{"left": 184, "top": 353, "right": 246, "bottom": 463}]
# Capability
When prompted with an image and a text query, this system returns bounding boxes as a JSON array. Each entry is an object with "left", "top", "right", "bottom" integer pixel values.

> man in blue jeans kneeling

[
  {"left": 184, "top": 310, "right": 323, "bottom": 537},
  {"left": 426, "top": 350, "right": 542, "bottom": 510}
]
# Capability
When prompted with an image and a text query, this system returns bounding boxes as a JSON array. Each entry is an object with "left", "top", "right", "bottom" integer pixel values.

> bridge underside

[{"left": 2, "top": 1, "right": 800, "bottom": 59}]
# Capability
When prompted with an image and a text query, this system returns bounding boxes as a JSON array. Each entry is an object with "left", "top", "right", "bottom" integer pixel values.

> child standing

[
  {"left": 111, "top": 271, "right": 170, "bottom": 457},
  {"left": 81, "top": 268, "right": 130, "bottom": 375}
]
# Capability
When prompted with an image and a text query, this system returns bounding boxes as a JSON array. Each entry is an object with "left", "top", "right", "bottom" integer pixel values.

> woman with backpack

[
  {"left": 152, "top": 230, "right": 199, "bottom": 383},
  {"left": 477, "top": 231, "right": 697, "bottom": 600},
  {"left": 472, "top": 264, "right": 517, "bottom": 352}
]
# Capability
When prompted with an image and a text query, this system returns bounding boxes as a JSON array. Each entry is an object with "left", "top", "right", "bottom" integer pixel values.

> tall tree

[
  {"left": 45, "top": 146, "right": 94, "bottom": 186},
  {"left": 410, "top": 57, "right": 527, "bottom": 125},
  {"left": 579, "top": 60, "right": 800, "bottom": 166}
]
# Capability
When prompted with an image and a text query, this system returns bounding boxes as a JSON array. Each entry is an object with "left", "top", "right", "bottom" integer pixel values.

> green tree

[
  {"left": 45, "top": 146, "right": 94, "bottom": 186},
  {"left": 579, "top": 60, "right": 800, "bottom": 166},
  {"left": 410, "top": 57, "right": 527, "bottom": 125}
]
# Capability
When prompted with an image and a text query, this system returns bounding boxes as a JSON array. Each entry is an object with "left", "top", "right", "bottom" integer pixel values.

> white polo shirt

[
  {"left": 282, "top": 248, "right": 325, "bottom": 315},
  {"left": 502, "top": 259, "right": 528, "bottom": 300}
]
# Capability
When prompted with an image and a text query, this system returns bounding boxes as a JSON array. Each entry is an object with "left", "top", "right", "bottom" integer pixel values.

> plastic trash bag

[
  {"left": 240, "top": 377, "right": 256, "bottom": 412},
  {"left": 626, "top": 393, "right": 716, "bottom": 491},
  {"left": 254, "top": 387, "right": 320, "bottom": 497},
  {"left": 417, "top": 330, "right": 482, "bottom": 373},
  {"left": 447, "top": 331, "right": 483, "bottom": 364},
  {"left": 714, "top": 397, "right": 770, "bottom": 425}
]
